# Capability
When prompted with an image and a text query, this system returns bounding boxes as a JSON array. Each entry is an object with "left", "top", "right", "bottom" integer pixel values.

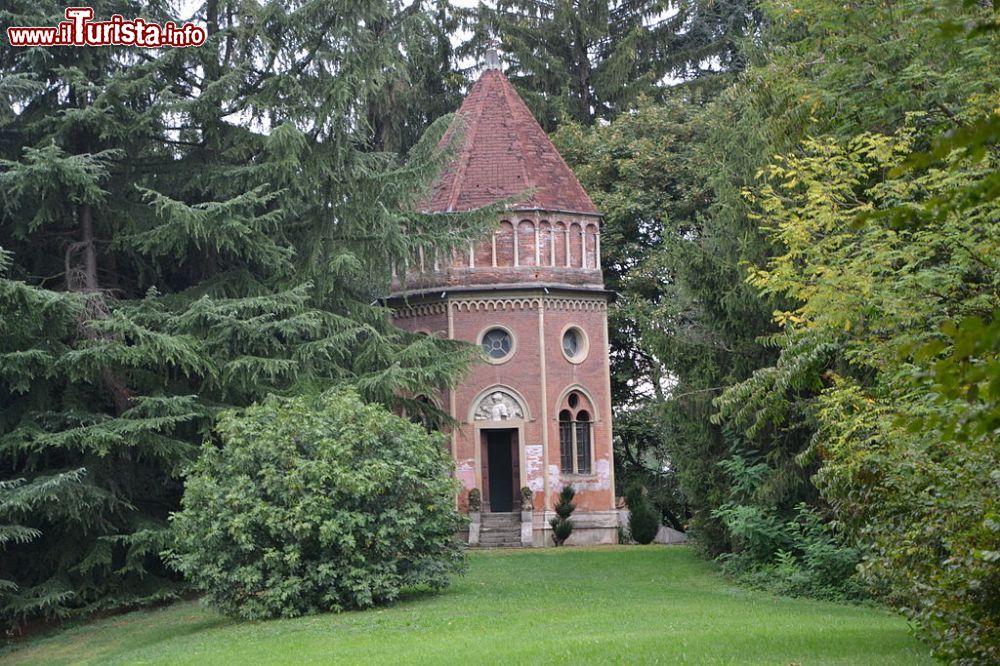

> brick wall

[{"left": 391, "top": 289, "right": 616, "bottom": 517}]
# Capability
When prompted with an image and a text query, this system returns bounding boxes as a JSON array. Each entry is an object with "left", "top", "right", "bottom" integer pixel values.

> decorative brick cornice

[
  {"left": 451, "top": 297, "right": 542, "bottom": 313},
  {"left": 393, "top": 302, "right": 448, "bottom": 319},
  {"left": 543, "top": 297, "right": 607, "bottom": 312},
  {"left": 442, "top": 295, "right": 608, "bottom": 314}
]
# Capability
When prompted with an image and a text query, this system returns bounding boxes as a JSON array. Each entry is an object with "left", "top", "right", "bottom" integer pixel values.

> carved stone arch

[
  {"left": 553, "top": 384, "right": 601, "bottom": 422},
  {"left": 468, "top": 385, "right": 530, "bottom": 423}
]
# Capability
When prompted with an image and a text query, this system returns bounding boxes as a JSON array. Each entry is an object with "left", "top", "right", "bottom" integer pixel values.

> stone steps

[
  {"left": 479, "top": 530, "right": 521, "bottom": 548},
  {"left": 472, "top": 512, "right": 525, "bottom": 548},
  {"left": 480, "top": 512, "right": 520, "bottom": 526}
]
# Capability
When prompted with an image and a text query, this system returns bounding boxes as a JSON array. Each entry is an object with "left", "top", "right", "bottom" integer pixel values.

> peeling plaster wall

[
  {"left": 525, "top": 445, "right": 545, "bottom": 492},
  {"left": 456, "top": 458, "right": 476, "bottom": 492},
  {"left": 569, "top": 459, "right": 612, "bottom": 492}
]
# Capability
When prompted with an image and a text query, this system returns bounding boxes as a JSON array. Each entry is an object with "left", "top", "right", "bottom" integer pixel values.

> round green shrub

[
  {"left": 165, "top": 389, "right": 465, "bottom": 620},
  {"left": 626, "top": 482, "right": 660, "bottom": 545}
]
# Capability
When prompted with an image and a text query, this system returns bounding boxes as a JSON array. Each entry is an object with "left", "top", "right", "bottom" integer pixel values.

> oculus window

[
  {"left": 480, "top": 327, "right": 513, "bottom": 361},
  {"left": 561, "top": 326, "right": 589, "bottom": 363}
]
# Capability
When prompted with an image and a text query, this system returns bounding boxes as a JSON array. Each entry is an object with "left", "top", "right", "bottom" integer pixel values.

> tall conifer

[
  {"left": 460, "top": 0, "right": 759, "bottom": 129},
  {"left": 0, "top": 0, "right": 480, "bottom": 627}
]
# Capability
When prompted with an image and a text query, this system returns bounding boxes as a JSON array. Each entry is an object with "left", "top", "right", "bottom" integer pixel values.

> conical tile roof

[{"left": 424, "top": 69, "right": 599, "bottom": 216}]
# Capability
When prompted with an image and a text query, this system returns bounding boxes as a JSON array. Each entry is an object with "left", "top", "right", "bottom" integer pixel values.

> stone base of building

[
  {"left": 531, "top": 510, "right": 619, "bottom": 547},
  {"left": 460, "top": 510, "right": 620, "bottom": 548}
]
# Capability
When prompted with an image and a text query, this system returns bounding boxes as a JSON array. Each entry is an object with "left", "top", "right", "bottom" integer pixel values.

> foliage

[
  {"left": 625, "top": 482, "right": 660, "bottom": 545},
  {"left": 609, "top": 404, "right": 688, "bottom": 531},
  {"left": 712, "top": 454, "right": 863, "bottom": 601},
  {"left": 717, "top": 1, "right": 1000, "bottom": 658},
  {"left": 0, "top": 469, "right": 86, "bottom": 625},
  {"left": 367, "top": 1, "right": 469, "bottom": 153},
  {"left": 0, "top": 0, "right": 480, "bottom": 628},
  {"left": 165, "top": 389, "right": 465, "bottom": 621},
  {"left": 467, "top": 487, "right": 481, "bottom": 513},
  {"left": 549, "top": 485, "right": 576, "bottom": 546},
  {"left": 737, "top": 124, "right": 1000, "bottom": 660},
  {"left": 461, "top": 0, "right": 759, "bottom": 129},
  {"left": 555, "top": 71, "right": 790, "bottom": 557},
  {"left": 555, "top": 1, "right": 998, "bottom": 658},
  {"left": 554, "top": 99, "right": 714, "bottom": 406}
]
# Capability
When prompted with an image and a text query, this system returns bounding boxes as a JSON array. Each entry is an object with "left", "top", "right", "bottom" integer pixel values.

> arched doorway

[{"left": 470, "top": 387, "right": 528, "bottom": 513}]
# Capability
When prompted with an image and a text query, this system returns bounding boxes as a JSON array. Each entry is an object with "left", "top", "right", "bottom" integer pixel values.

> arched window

[
  {"left": 569, "top": 223, "right": 584, "bottom": 268},
  {"left": 517, "top": 220, "right": 535, "bottom": 266},
  {"left": 474, "top": 236, "right": 492, "bottom": 267},
  {"left": 554, "top": 222, "right": 567, "bottom": 266},
  {"left": 453, "top": 243, "right": 470, "bottom": 268},
  {"left": 559, "top": 410, "right": 573, "bottom": 472},
  {"left": 558, "top": 392, "right": 593, "bottom": 475},
  {"left": 538, "top": 221, "right": 553, "bottom": 266},
  {"left": 586, "top": 224, "right": 599, "bottom": 269},
  {"left": 496, "top": 220, "right": 515, "bottom": 267}
]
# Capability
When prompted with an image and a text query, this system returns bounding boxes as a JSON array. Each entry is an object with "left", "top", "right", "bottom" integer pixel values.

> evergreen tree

[
  {"left": 625, "top": 482, "right": 659, "bottom": 544},
  {"left": 0, "top": 0, "right": 483, "bottom": 628},
  {"left": 461, "top": 0, "right": 760, "bottom": 129},
  {"left": 367, "top": 0, "right": 469, "bottom": 153},
  {"left": 549, "top": 485, "right": 576, "bottom": 546}
]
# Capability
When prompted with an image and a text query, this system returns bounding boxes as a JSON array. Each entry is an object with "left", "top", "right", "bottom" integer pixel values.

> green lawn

[{"left": 2, "top": 546, "right": 932, "bottom": 665}]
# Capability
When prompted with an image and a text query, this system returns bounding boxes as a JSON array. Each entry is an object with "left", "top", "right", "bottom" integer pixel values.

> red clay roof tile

[{"left": 423, "top": 69, "right": 599, "bottom": 216}]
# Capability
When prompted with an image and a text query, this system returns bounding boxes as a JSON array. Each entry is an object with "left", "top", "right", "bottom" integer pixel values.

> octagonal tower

[{"left": 388, "top": 55, "right": 617, "bottom": 546}]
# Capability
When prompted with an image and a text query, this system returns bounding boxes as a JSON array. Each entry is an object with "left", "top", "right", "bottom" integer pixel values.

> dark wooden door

[{"left": 486, "top": 431, "right": 514, "bottom": 512}]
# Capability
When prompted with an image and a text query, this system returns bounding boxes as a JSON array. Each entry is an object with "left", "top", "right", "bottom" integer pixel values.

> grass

[{"left": 2, "top": 546, "right": 932, "bottom": 665}]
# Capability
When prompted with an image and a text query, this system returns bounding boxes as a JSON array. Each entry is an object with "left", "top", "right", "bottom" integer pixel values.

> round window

[
  {"left": 481, "top": 328, "right": 513, "bottom": 360},
  {"left": 561, "top": 326, "right": 588, "bottom": 363}
]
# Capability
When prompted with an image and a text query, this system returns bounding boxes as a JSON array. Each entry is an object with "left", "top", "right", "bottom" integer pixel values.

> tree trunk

[{"left": 81, "top": 203, "right": 98, "bottom": 291}]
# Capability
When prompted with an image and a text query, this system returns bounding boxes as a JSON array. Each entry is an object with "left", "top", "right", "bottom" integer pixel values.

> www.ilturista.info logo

[{"left": 7, "top": 7, "right": 206, "bottom": 48}]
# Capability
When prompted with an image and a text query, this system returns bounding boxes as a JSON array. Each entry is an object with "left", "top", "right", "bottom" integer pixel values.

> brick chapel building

[{"left": 388, "top": 55, "right": 617, "bottom": 546}]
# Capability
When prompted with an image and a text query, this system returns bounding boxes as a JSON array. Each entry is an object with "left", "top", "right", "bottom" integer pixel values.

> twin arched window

[{"left": 559, "top": 391, "right": 592, "bottom": 475}]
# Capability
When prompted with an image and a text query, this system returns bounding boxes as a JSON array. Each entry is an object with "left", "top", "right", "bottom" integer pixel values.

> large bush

[
  {"left": 625, "top": 482, "right": 660, "bottom": 545},
  {"left": 165, "top": 389, "right": 465, "bottom": 620},
  {"left": 712, "top": 455, "right": 864, "bottom": 601}
]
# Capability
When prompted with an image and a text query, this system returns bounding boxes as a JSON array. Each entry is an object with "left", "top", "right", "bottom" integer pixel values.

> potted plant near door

[
  {"left": 520, "top": 486, "right": 534, "bottom": 546},
  {"left": 468, "top": 488, "right": 482, "bottom": 546}
]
